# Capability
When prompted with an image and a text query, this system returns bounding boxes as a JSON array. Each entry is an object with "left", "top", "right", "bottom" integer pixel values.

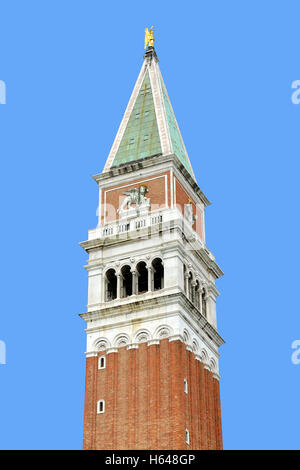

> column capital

[
  {"left": 127, "top": 343, "right": 139, "bottom": 350},
  {"left": 147, "top": 339, "right": 160, "bottom": 346},
  {"left": 106, "top": 347, "right": 118, "bottom": 354},
  {"left": 168, "top": 334, "right": 184, "bottom": 343}
]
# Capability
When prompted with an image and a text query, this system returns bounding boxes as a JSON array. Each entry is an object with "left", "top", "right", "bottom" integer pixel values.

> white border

[{"left": 103, "top": 174, "right": 168, "bottom": 225}]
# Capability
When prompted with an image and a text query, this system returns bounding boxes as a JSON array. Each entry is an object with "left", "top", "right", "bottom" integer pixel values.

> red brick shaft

[{"left": 83, "top": 339, "right": 222, "bottom": 450}]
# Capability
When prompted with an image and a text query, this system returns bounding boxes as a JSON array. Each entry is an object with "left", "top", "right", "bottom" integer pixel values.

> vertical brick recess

[
  {"left": 204, "top": 368, "right": 212, "bottom": 449},
  {"left": 115, "top": 347, "right": 129, "bottom": 449},
  {"left": 82, "top": 356, "right": 97, "bottom": 450},
  {"left": 82, "top": 341, "right": 223, "bottom": 450},
  {"left": 128, "top": 348, "right": 137, "bottom": 449},
  {"left": 136, "top": 343, "right": 148, "bottom": 449},
  {"left": 158, "top": 339, "right": 170, "bottom": 449},
  {"left": 199, "top": 361, "right": 208, "bottom": 449},
  {"left": 207, "top": 368, "right": 216, "bottom": 449},
  {"left": 105, "top": 352, "right": 117, "bottom": 449},
  {"left": 148, "top": 344, "right": 159, "bottom": 449},
  {"left": 213, "top": 378, "right": 223, "bottom": 450},
  {"left": 194, "top": 358, "right": 202, "bottom": 449},
  {"left": 169, "top": 340, "right": 185, "bottom": 449},
  {"left": 189, "top": 353, "right": 199, "bottom": 449}
]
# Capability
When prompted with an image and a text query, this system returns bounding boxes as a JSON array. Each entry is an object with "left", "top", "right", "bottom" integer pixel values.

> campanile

[{"left": 80, "top": 32, "right": 224, "bottom": 450}]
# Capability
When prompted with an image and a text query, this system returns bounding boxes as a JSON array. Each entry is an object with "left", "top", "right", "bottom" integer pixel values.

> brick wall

[
  {"left": 83, "top": 339, "right": 222, "bottom": 450},
  {"left": 174, "top": 177, "right": 204, "bottom": 241},
  {"left": 101, "top": 172, "right": 170, "bottom": 224}
]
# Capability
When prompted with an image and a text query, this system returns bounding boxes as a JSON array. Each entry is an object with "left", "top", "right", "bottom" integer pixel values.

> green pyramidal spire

[
  {"left": 103, "top": 48, "right": 195, "bottom": 180},
  {"left": 112, "top": 71, "right": 162, "bottom": 165}
]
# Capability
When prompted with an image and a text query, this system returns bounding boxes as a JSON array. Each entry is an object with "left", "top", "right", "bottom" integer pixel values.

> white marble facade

[{"left": 80, "top": 158, "right": 224, "bottom": 379}]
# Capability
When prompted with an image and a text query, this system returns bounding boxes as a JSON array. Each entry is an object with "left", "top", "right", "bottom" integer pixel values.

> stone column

[
  {"left": 191, "top": 281, "right": 197, "bottom": 304},
  {"left": 184, "top": 273, "right": 189, "bottom": 298},
  {"left": 202, "top": 288, "right": 210, "bottom": 320},
  {"left": 199, "top": 285, "right": 203, "bottom": 315},
  {"left": 117, "top": 273, "right": 121, "bottom": 299},
  {"left": 148, "top": 266, "right": 153, "bottom": 292},
  {"left": 132, "top": 270, "right": 137, "bottom": 295}
]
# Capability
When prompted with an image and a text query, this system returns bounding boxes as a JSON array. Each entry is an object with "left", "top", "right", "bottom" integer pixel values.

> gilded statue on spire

[{"left": 144, "top": 26, "right": 155, "bottom": 49}]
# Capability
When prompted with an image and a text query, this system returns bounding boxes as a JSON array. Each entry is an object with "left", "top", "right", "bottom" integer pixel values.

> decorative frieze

[{"left": 88, "top": 324, "right": 220, "bottom": 374}]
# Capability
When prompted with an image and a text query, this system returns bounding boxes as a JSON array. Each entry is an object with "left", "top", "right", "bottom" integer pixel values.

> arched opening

[
  {"left": 184, "top": 265, "right": 188, "bottom": 295},
  {"left": 201, "top": 288, "right": 207, "bottom": 318},
  {"left": 97, "top": 399, "right": 105, "bottom": 414},
  {"left": 105, "top": 269, "right": 117, "bottom": 301},
  {"left": 188, "top": 272, "right": 193, "bottom": 300},
  {"left": 136, "top": 261, "right": 148, "bottom": 294},
  {"left": 152, "top": 258, "right": 164, "bottom": 291},
  {"left": 98, "top": 356, "right": 106, "bottom": 370},
  {"left": 185, "top": 429, "right": 190, "bottom": 445},
  {"left": 121, "top": 265, "right": 132, "bottom": 297},
  {"left": 183, "top": 330, "right": 189, "bottom": 344},
  {"left": 195, "top": 280, "right": 200, "bottom": 310}
]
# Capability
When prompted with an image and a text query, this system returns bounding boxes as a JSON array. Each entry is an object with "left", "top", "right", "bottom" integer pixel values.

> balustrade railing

[{"left": 100, "top": 213, "right": 163, "bottom": 238}]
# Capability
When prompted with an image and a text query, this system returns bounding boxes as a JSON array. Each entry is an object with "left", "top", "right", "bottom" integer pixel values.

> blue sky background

[{"left": 0, "top": 0, "right": 299, "bottom": 450}]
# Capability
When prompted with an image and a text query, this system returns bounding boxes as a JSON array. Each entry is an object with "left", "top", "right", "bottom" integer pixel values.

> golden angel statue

[{"left": 144, "top": 26, "right": 155, "bottom": 49}]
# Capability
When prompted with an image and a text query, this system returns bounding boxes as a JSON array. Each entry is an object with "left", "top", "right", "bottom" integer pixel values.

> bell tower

[{"left": 80, "top": 39, "right": 224, "bottom": 450}]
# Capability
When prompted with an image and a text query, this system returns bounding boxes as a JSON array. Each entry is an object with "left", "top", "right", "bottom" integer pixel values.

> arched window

[
  {"left": 105, "top": 269, "right": 117, "bottom": 301},
  {"left": 121, "top": 265, "right": 132, "bottom": 298},
  {"left": 152, "top": 258, "right": 164, "bottom": 291},
  {"left": 98, "top": 356, "right": 106, "bottom": 370},
  {"left": 184, "top": 265, "right": 188, "bottom": 295},
  {"left": 184, "top": 266, "right": 195, "bottom": 302},
  {"left": 184, "top": 266, "right": 192, "bottom": 299},
  {"left": 202, "top": 288, "right": 207, "bottom": 318},
  {"left": 194, "top": 280, "right": 200, "bottom": 310},
  {"left": 136, "top": 261, "right": 148, "bottom": 294},
  {"left": 97, "top": 400, "right": 105, "bottom": 414},
  {"left": 188, "top": 272, "right": 193, "bottom": 301}
]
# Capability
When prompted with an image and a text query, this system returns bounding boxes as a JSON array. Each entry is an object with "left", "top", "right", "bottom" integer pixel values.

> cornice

[
  {"left": 93, "top": 154, "right": 210, "bottom": 207},
  {"left": 79, "top": 291, "right": 225, "bottom": 349},
  {"left": 178, "top": 292, "right": 225, "bottom": 349}
]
